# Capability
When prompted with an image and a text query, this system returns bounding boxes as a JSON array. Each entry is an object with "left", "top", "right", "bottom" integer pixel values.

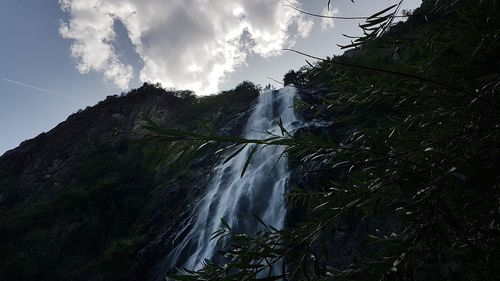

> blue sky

[{"left": 0, "top": 0, "right": 420, "bottom": 155}]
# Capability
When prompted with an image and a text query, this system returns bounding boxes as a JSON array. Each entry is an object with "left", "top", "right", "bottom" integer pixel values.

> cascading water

[{"left": 165, "top": 86, "right": 301, "bottom": 274}]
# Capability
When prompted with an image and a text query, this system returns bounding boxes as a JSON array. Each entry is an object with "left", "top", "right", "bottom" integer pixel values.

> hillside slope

[
  {"left": 1, "top": 0, "right": 499, "bottom": 280},
  {"left": 0, "top": 82, "right": 259, "bottom": 281}
]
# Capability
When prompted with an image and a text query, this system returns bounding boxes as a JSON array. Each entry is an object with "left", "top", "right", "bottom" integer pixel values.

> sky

[{"left": 0, "top": 0, "right": 421, "bottom": 155}]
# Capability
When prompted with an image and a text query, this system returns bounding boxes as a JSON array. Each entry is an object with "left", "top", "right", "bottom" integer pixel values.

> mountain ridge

[{"left": 0, "top": 81, "right": 260, "bottom": 281}]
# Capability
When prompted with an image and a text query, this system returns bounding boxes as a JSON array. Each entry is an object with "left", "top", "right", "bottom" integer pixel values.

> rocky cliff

[{"left": 0, "top": 82, "right": 259, "bottom": 281}]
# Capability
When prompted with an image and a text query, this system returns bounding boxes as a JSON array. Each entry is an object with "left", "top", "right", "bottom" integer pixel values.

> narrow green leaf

[
  {"left": 223, "top": 144, "right": 248, "bottom": 164},
  {"left": 220, "top": 218, "right": 232, "bottom": 230},
  {"left": 241, "top": 145, "right": 259, "bottom": 177},
  {"left": 368, "top": 4, "right": 397, "bottom": 19}
]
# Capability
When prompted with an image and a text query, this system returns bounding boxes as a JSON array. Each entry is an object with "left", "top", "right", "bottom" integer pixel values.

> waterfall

[{"left": 166, "top": 86, "right": 301, "bottom": 274}]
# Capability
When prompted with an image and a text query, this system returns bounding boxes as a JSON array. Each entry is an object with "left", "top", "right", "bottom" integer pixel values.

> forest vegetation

[
  {"left": 0, "top": 0, "right": 499, "bottom": 280},
  {"left": 147, "top": 0, "right": 500, "bottom": 280}
]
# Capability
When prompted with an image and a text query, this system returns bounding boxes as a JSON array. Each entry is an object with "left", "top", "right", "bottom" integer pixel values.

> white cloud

[
  {"left": 59, "top": 0, "right": 314, "bottom": 94},
  {"left": 320, "top": 6, "right": 339, "bottom": 31}
]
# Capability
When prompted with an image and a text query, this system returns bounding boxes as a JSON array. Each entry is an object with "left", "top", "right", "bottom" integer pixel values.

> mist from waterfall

[{"left": 166, "top": 86, "right": 301, "bottom": 274}]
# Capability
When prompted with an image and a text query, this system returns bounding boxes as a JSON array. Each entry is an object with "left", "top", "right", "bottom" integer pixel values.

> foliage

[
  {"left": 146, "top": 0, "right": 500, "bottom": 280},
  {"left": 0, "top": 80, "right": 262, "bottom": 281},
  {"left": 0, "top": 145, "right": 155, "bottom": 281}
]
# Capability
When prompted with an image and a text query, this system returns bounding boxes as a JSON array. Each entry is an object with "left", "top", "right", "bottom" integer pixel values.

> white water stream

[{"left": 167, "top": 86, "right": 301, "bottom": 273}]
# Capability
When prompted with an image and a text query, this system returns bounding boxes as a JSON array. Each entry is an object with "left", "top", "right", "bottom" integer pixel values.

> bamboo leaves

[
  {"left": 152, "top": 1, "right": 500, "bottom": 280},
  {"left": 340, "top": 2, "right": 402, "bottom": 49}
]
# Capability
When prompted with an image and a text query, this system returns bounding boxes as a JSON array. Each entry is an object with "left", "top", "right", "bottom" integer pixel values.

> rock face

[
  {"left": 0, "top": 82, "right": 259, "bottom": 281},
  {"left": 0, "top": 82, "right": 389, "bottom": 281},
  {"left": 1, "top": 87, "right": 179, "bottom": 207}
]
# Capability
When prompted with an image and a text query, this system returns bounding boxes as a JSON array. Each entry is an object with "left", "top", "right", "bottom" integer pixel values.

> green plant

[{"left": 146, "top": 0, "right": 500, "bottom": 280}]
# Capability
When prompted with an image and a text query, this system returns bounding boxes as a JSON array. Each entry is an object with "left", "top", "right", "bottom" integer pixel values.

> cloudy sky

[{"left": 0, "top": 0, "right": 420, "bottom": 154}]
